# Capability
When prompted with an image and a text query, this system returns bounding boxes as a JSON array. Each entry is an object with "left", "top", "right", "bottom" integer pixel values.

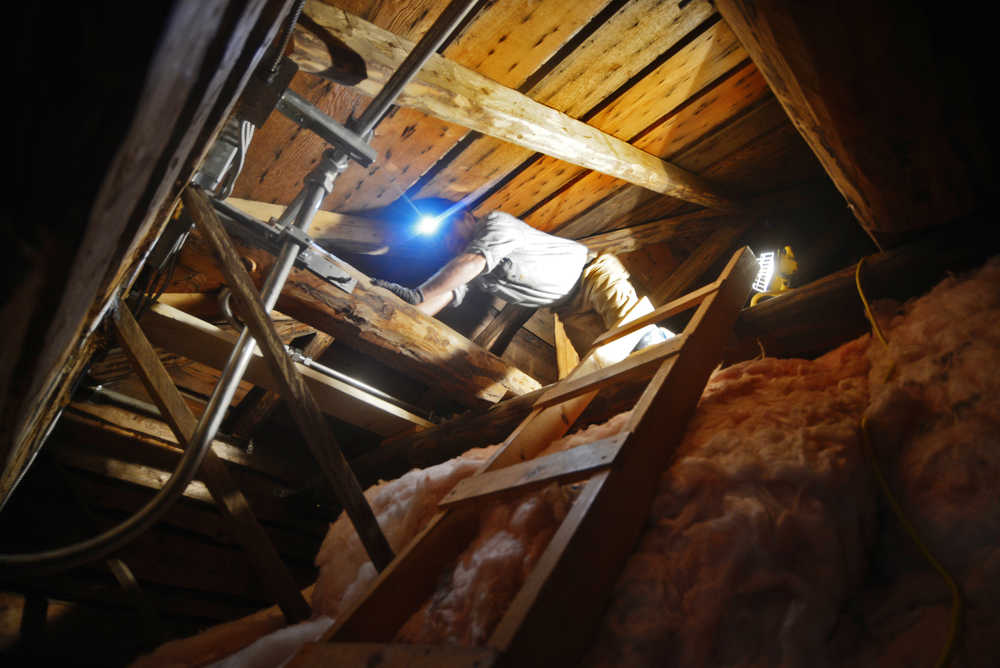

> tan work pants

[{"left": 553, "top": 253, "right": 655, "bottom": 362}]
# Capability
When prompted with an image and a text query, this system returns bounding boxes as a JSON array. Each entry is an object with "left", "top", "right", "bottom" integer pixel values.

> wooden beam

[
  {"left": 2, "top": 0, "right": 296, "bottom": 508},
  {"left": 726, "top": 216, "right": 997, "bottom": 363},
  {"left": 228, "top": 331, "right": 334, "bottom": 441},
  {"left": 715, "top": 0, "right": 987, "bottom": 248},
  {"left": 473, "top": 304, "right": 535, "bottom": 355},
  {"left": 224, "top": 198, "right": 400, "bottom": 255},
  {"left": 552, "top": 313, "right": 579, "bottom": 379},
  {"left": 577, "top": 208, "right": 734, "bottom": 256},
  {"left": 183, "top": 186, "right": 395, "bottom": 571},
  {"left": 111, "top": 304, "right": 311, "bottom": 622},
  {"left": 651, "top": 224, "right": 748, "bottom": 304},
  {"left": 141, "top": 303, "right": 428, "bottom": 435},
  {"left": 171, "top": 232, "right": 541, "bottom": 406},
  {"left": 298, "top": 1, "right": 738, "bottom": 211}
]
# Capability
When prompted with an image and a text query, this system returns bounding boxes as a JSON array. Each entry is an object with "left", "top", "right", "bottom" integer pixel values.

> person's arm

[{"left": 415, "top": 252, "right": 486, "bottom": 315}]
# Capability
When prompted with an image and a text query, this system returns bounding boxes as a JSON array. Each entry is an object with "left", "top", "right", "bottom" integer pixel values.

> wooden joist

[
  {"left": 298, "top": 1, "right": 738, "bottom": 211},
  {"left": 140, "top": 303, "right": 429, "bottom": 436},
  {"left": 651, "top": 224, "right": 748, "bottom": 305},
  {"left": 715, "top": 0, "right": 986, "bottom": 248}
]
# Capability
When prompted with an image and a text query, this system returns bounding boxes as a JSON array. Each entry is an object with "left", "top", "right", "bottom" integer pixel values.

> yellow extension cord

[{"left": 855, "top": 257, "right": 964, "bottom": 667}]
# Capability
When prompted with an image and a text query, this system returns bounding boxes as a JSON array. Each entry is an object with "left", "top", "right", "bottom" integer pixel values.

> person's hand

[{"left": 372, "top": 278, "right": 424, "bottom": 305}]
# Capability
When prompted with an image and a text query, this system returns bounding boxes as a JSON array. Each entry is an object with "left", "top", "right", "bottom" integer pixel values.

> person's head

[
  {"left": 444, "top": 209, "right": 478, "bottom": 255},
  {"left": 400, "top": 197, "right": 476, "bottom": 255}
]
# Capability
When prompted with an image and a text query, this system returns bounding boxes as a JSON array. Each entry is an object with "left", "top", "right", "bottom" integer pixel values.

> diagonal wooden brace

[
  {"left": 112, "top": 304, "right": 311, "bottom": 622},
  {"left": 182, "top": 186, "right": 394, "bottom": 571}
]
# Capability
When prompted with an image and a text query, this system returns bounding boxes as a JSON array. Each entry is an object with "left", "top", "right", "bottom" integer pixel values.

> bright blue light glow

[{"left": 416, "top": 215, "right": 442, "bottom": 235}]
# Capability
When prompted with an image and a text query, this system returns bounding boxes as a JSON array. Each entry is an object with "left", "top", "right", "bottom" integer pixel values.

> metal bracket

[{"left": 210, "top": 199, "right": 357, "bottom": 294}]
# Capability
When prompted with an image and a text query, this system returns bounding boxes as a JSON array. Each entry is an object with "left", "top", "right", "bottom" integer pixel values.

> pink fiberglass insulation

[
  {"left": 313, "top": 414, "right": 631, "bottom": 642},
  {"left": 133, "top": 257, "right": 1000, "bottom": 668},
  {"left": 584, "top": 335, "right": 875, "bottom": 667},
  {"left": 311, "top": 445, "right": 498, "bottom": 619},
  {"left": 837, "top": 256, "right": 1000, "bottom": 666}
]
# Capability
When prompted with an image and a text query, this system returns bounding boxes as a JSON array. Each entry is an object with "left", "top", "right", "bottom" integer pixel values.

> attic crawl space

[{"left": 2, "top": 1, "right": 995, "bottom": 666}]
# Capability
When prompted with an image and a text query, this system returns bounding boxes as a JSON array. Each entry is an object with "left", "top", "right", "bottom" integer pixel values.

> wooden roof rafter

[{"left": 294, "top": 0, "right": 739, "bottom": 212}]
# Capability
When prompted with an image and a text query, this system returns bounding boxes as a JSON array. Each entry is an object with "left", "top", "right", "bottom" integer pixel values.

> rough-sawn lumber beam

[
  {"left": 171, "top": 231, "right": 541, "bottom": 407},
  {"left": 297, "top": 0, "right": 738, "bottom": 211}
]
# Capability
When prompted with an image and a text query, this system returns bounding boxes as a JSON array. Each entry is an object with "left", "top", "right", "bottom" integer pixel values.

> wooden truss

[
  {"left": 287, "top": 246, "right": 757, "bottom": 667},
  {"left": 105, "top": 187, "right": 400, "bottom": 623}
]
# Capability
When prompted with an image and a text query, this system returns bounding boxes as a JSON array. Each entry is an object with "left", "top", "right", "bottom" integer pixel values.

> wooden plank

[
  {"left": 651, "top": 224, "right": 747, "bottom": 304},
  {"left": 52, "top": 414, "right": 321, "bottom": 533},
  {"left": 533, "top": 334, "right": 686, "bottom": 410},
  {"left": 552, "top": 96, "right": 789, "bottom": 240},
  {"left": 477, "top": 17, "right": 746, "bottom": 218},
  {"left": 591, "top": 282, "right": 719, "bottom": 347},
  {"left": 552, "top": 313, "right": 580, "bottom": 379},
  {"left": 2, "top": 0, "right": 293, "bottom": 510},
  {"left": 289, "top": 642, "right": 498, "bottom": 668},
  {"left": 141, "top": 303, "right": 429, "bottom": 435},
  {"left": 438, "top": 434, "right": 625, "bottom": 509},
  {"left": 236, "top": 0, "right": 450, "bottom": 210},
  {"left": 303, "top": 2, "right": 738, "bottom": 211},
  {"left": 171, "top": 232, "right": 541, "bottom": 406},
  {"left": 111, "top": 304, "right": 312, "bottom": 623},
  {"left": 716, "top": 0, "right": 986, "bottom": 249},
  {"left": 438, "top": 0, "right": 718, "bottom": 213},
  {"left": 224, "top": 198, "right": 397, "bottom": 254},
  {"left": 726, "top": 217, "right": 997, "bottom": 363},
  {"left": 183, "top": 186, "right": 395, "bottom": 571},
  {"left": 67, "top": 402, "right": 305, "bottom": 482},
  {"left": 260, "top": 0, "right": 611, "bottom": 213},
  {"left": 473, "top": 304, "right": 535, "bottom": 354},
  {"left": 489, "top": 248, "right": 756, "bottom": 665}
]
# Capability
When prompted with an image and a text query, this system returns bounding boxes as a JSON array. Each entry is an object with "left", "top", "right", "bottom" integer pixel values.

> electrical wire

[
  {"left": 217, "top": 121, "right": 254, "bottom": 201},
  {"left": 855, "top": 257, "right": 963, "bottom": 668}
]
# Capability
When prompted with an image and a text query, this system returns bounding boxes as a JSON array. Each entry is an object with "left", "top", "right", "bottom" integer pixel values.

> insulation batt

[
  {"left": 839, "top": 256, "right": 1000, "bottom": 666},
  {"left": 131, "top": 257, "right": 1000, "bottom": 668},
  {"left": 585, "top": 336, "right": 874, "bottom": 667}
]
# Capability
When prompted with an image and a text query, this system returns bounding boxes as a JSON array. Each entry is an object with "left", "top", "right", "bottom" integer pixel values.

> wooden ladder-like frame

[{"left": 289, "top": 247, "right": 757, "bottom": 667}]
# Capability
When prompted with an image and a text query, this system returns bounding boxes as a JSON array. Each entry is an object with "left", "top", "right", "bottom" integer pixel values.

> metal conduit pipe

[
  {"left": 286, "top": 349, "right": 434, "bottom": 422},
  {"left": 0, "top": 0, "right": 480, "bottom": 572}
]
